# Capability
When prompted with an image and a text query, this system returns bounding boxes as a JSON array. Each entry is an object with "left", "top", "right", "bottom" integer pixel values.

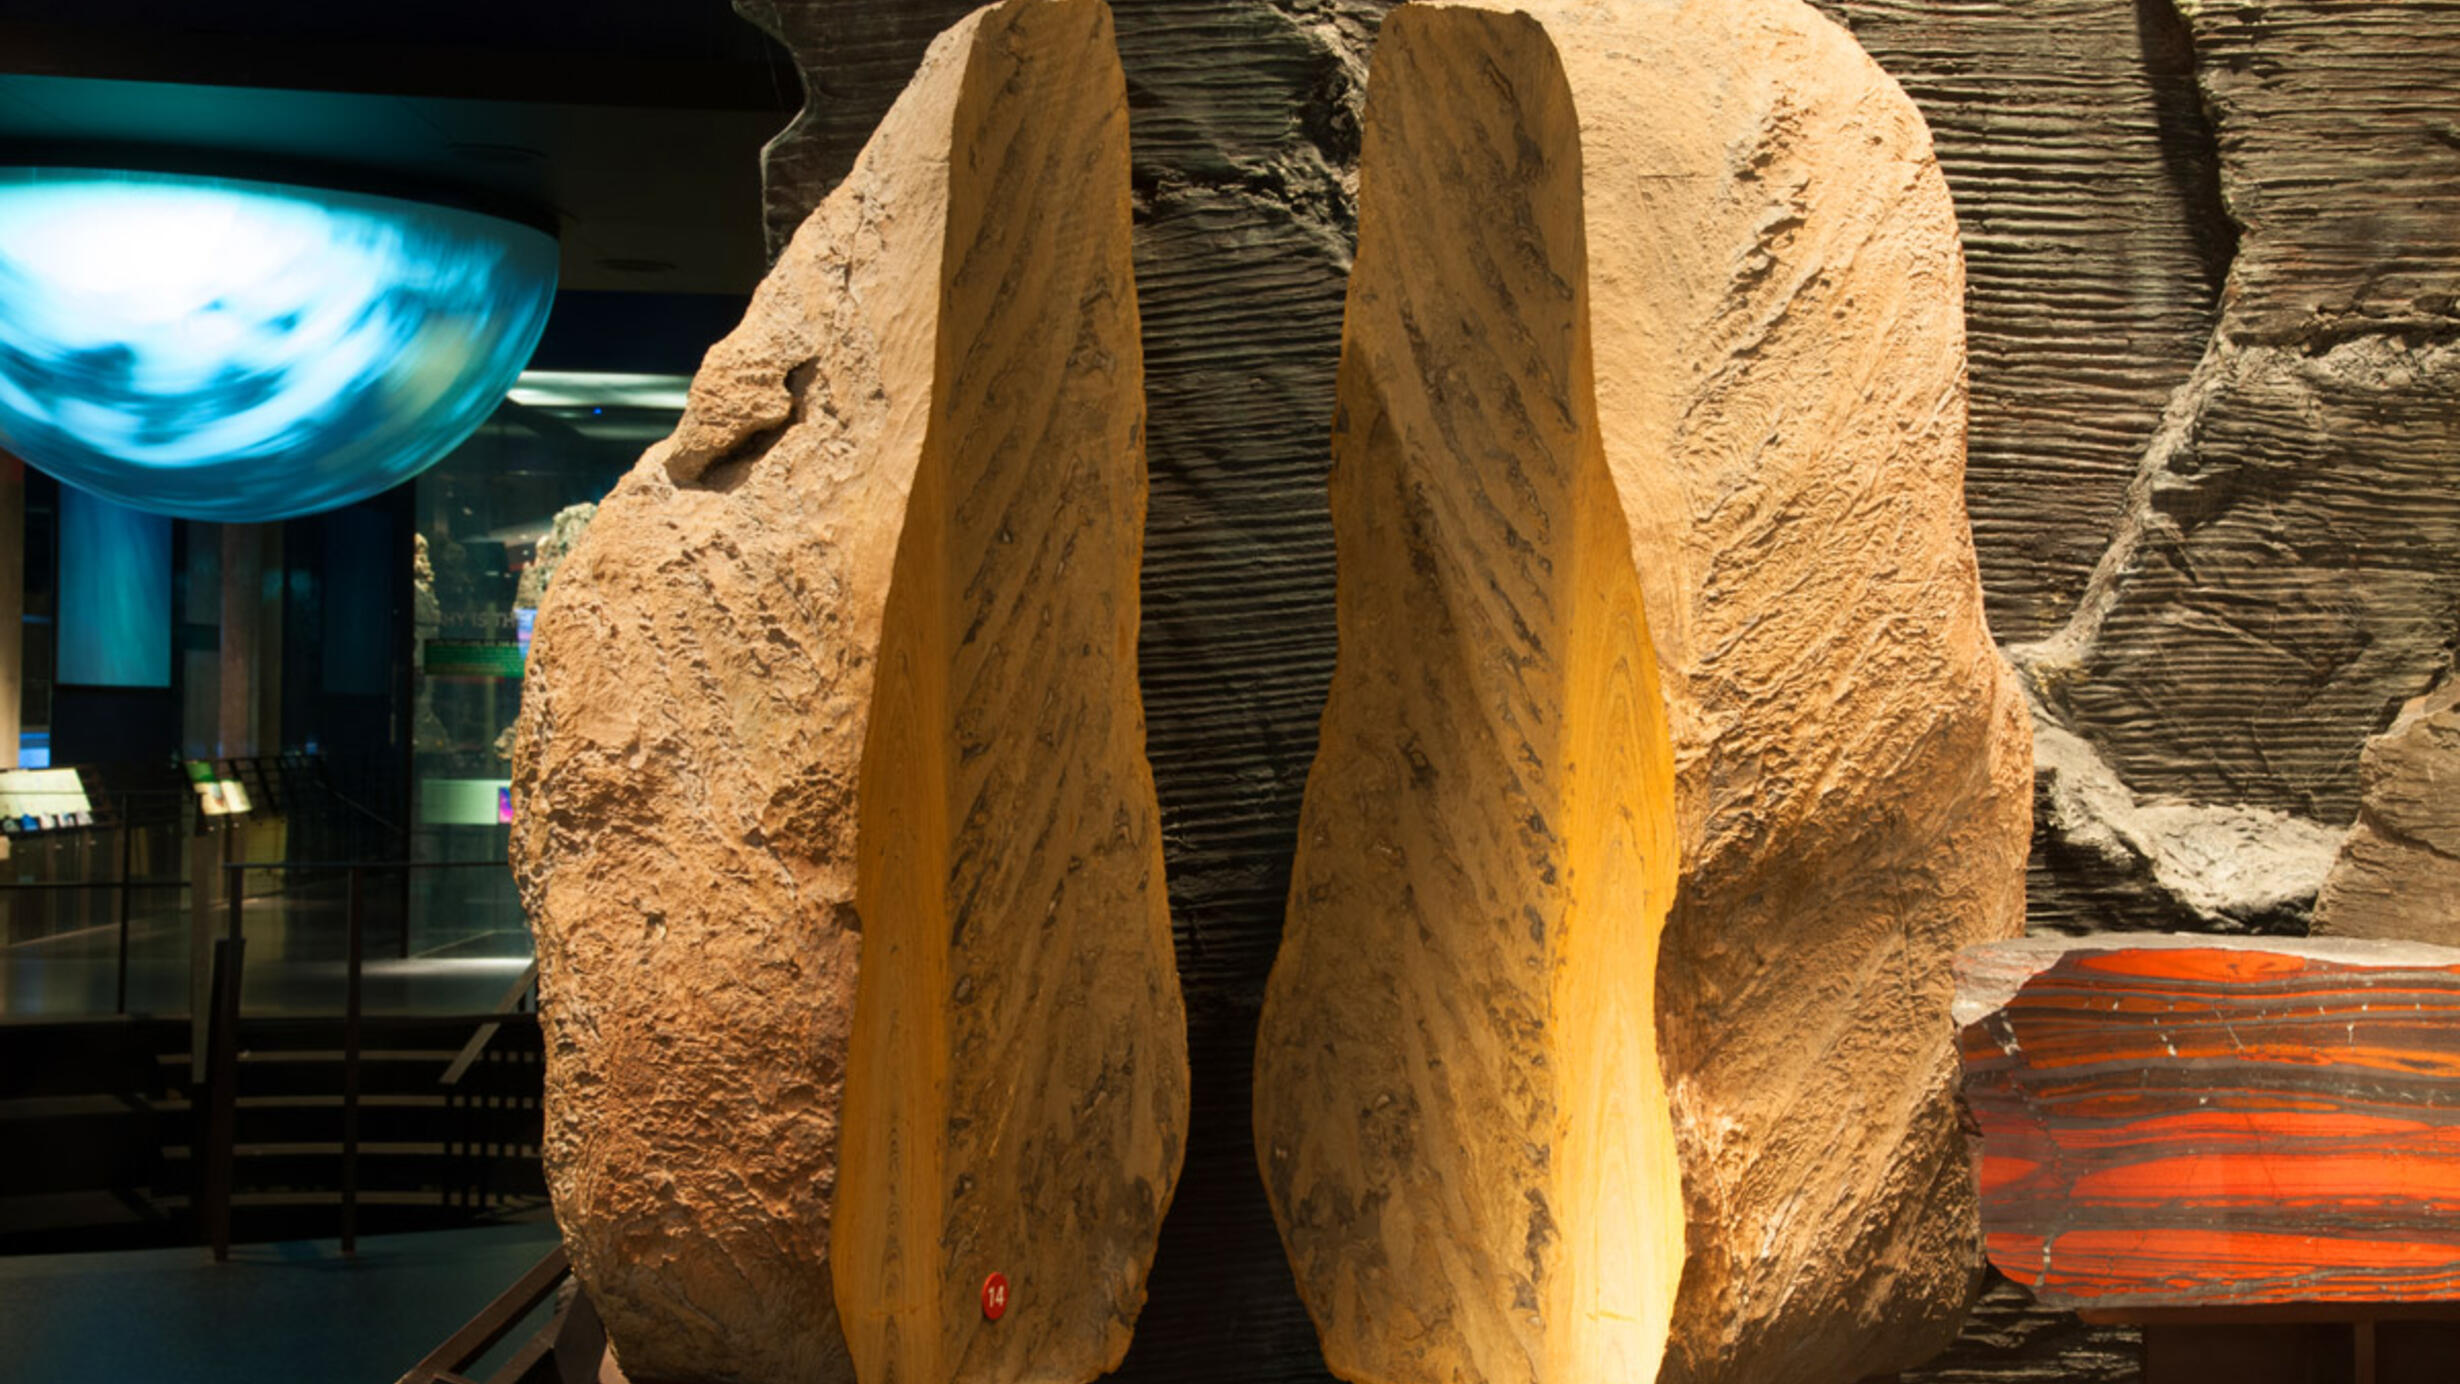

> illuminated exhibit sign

[
  {"left": 0, "top": 767, "right": 94, "bottom": 831},
  {"left": 0, "top": 168, "right": 557, "bottom": 522},
  {"left": 420, "top": 777, "right": 514, "bottom": 827}
]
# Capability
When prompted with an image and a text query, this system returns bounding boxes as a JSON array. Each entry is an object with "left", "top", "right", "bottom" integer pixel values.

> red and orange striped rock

[{"left": 1959, "top": 936, "right": 2460, "bottom": 1309}]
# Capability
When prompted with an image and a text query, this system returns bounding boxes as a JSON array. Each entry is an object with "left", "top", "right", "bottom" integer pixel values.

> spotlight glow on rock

[{"left": 0, "top": 168, "right": 557, "bottom": 521}]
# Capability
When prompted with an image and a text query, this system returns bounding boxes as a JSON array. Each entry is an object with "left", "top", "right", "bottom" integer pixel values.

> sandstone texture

[
  {"left": 735, "top": 0, "right": 1393, "bottom": 1376},
  {"left": 1252, "top": 10, "right": 1685, "bottom": 1382},
  {"left": 1253, "top": 2, "right": 2030, "bottom": 1382},
  {"left": 1566, "top": 3, "right": 2031, "bottom": 1381},
  {"left": 511, "top": 4, "right": 1185, "bottom": 1381},
  {"left": 2314, "top": 678, "right": 2460, "bottom": 947}
]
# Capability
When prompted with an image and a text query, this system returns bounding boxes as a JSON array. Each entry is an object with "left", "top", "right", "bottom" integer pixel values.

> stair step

[
  {"left": 1, "top": 1014, "right": 545, "bottom": 1253},
  {"left": 0, "top": 1092, "right": 160, "bottom": 1120},
  {"left": 159, "top": 1141, "right": 545, "bottom": 1187},
  {"left": 0, "top": 1018, "right": 184, "bottom": 1100},
  {"left": 0, "top": 1095, "right": 164, "bottom": 1193}
]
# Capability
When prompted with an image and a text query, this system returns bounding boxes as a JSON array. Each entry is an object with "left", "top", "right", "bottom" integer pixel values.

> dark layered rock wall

[
  {"left": 1804, "top": 0, "right": 2229, "bottom": 647},
  {"left": 1828, "top": 0, "right": 2460, "bottom": 1377},
  {"left": 1821, "top": 0, "right": 2460, "bottom": 943}
]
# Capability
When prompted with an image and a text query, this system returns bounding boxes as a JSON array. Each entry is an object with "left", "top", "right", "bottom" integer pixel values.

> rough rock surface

[
  {"left": 1898, "top": 1272, "right": 2141, "bottom": 1384},
  {"left": 512, "top": 4, "right": 1185, "bottom": 1381},
  {"left": 2315, "top": 677, "right": 2460, "bottom": 946},
  {"left": 1251, "top": 1, "right": 2031, "bottom": 1381},
  {"left": 2028, "top": 714, "right": 2341, "bottom": 935},
  {"left": 728, "top": 0, "right": 1394, "bottom": 1377},
  {"left": 1566, "top": 3, "right": 2031, "bottom": 1380},
  {"left": 1251, "top": 10, "right": 1686, "bottom": 1381},
  {"left": 2023, "top": 336, "right": 2460, "bottom": 827}
]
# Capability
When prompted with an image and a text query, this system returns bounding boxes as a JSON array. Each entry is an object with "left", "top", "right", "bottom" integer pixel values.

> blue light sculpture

[{"left": 0, "top": 168, "right": 557, "bottom": 522}]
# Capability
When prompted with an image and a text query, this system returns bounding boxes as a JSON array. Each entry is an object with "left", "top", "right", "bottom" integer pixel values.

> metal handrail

[
  {"left": 393, "top": 1244, "right": 605, "bottom": 1384},
  {"left": 441, "top": 961, "right": 541, "bottom": 1089},
  {"left": 0, "top": 879, "right": 186, "bottom": 896},
  {"left": 0, "top": 789, "right": 193, "bottom": 1013}
]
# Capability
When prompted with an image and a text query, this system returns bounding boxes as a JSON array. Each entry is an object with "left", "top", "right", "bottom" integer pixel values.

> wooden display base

[{"left": 2080, "top": 1304, "right": 2460, "bottom": 1384}]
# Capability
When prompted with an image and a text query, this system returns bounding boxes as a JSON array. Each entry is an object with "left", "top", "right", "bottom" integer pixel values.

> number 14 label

[{"left": 982, "top": 1272, "right": 1010, "bottom": 1321}]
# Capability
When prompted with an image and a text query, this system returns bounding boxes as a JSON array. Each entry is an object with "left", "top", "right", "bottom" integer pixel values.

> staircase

[{"left": 0, "top": 1011, "right": 545, "bottom": 1255}]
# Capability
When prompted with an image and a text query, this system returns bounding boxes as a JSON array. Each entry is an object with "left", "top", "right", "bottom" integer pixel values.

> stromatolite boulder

[
  {"left": 2314, "top": 677, "right": 2460, "bottom": 947},
  {"left": 1254, "top": 2, "right": 2032, "bottom": 1383},
  {"left": 511, "top": 2, "right": 1187, "bottom": 1380},
  {"left": 1612, "top": 5, "right": 2033, "bottom": 1377}
]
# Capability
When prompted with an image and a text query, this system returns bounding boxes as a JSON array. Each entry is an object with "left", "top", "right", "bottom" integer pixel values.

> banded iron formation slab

[{"left": 1961, "top": 936, "right": 2460, "bottom": 1310}]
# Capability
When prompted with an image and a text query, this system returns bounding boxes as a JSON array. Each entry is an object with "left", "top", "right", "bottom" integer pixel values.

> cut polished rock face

[
  {"left": 510, "top": 3, "right": 1185, "bottom": 1381},
  {"left": 1252, "top": 7, "right": 1686, "bottom": 1382},
  {"left": 1256, "top": 2, "right": 2032, "bottom": 1383},
  {"left": 1959, "top": 936, "right": 2460, "bottom": 1308}
]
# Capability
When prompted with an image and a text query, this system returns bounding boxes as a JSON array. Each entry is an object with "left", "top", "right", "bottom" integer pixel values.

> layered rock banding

[
  {"left": 1817, "top": 0, "right": 2460, "bottom": 939},
  {"left": 1775, "top": 2, "right": 2460, "bottom": 1377},
  {"left": 1252, "top": 8, "right": 1686, "bottom": 1381},
  {"left": 1801, "top": 0, "right": 2229, "bottom": 648},
  {"left": 713, "top": 0, "right": 1388, "bottom": 1373},
  {"left": 1255, "top": 2, "right": 2031, "bottom": 1383},
  {"left": 1960, "top": 936, "right": 2460, "bottom": 1308},
  {"left": 511, "top": 3, "right": 1187, "bottom": 1381}
]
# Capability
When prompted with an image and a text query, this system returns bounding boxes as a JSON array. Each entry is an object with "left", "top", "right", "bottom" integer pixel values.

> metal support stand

[
  {"left": 342, "top": 864, "right": 364, "bottom": 1255},
  {"left": 201, "top": 933, "right": 245, "bottom": 1262},
  {"left": 114, "top": 795, "right": 133, "bottom": 1015}
]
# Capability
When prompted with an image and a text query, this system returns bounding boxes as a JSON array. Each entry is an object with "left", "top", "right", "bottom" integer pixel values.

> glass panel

[{"left": 409, "top": 373, "right": 680, "bottom": 961}]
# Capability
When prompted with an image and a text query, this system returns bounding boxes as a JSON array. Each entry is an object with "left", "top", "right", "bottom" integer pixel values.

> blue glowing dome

[{"left": 0, "top": 168, "right": 557, "bottom": 522}]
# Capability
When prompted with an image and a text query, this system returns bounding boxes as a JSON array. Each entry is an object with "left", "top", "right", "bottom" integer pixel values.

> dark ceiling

[{"left": 0, "top": 0, "right": 797, "bottom": 295}]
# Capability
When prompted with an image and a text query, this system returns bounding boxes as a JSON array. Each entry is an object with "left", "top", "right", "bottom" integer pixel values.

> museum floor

[{"left": 0, "top": 1218, "right": 563, "bottom": 1383}]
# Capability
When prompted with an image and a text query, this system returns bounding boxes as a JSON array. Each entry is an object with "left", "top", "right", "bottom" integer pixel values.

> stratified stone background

[{"left": 731, "top": 1, "right": 2458, "bottom": 1380}]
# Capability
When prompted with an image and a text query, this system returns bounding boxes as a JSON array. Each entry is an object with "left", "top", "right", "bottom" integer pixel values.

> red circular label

[{"left": 981, "top": 1272, "right": 1010, "bottom": 1322}]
